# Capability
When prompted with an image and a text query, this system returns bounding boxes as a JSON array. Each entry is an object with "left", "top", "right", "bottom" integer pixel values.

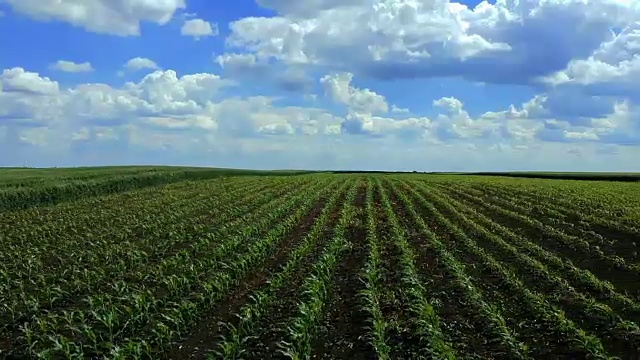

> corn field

[{"left": 1, "top": 171, "right": 640, "bottom": 359}]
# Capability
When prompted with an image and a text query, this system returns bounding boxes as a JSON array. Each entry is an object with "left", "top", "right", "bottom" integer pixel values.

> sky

[{"left": 0, "top": 0, "right": 639, "bottom": 171}]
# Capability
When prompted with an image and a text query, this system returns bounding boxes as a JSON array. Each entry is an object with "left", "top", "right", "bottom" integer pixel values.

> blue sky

[{"left": 0, "top": 0, "right": 639, "bottom": 171}]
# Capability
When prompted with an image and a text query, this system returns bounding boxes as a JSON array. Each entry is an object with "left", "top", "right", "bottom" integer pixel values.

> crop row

[
  {"left": 0, "top": 178, "right": 302, "bottom": 341},
  {"left": 2, "top": 174, "right": 639, "bottom": 359},
  {"left": 432, "top": 181, "right": 640, "bottom": 264},
  {"left": 431, "top": 182, "right": 640, "bottom": 297},
  {"left": 0, "top": 170, "right": 228, "bottom": 211},
  {"left": 412, "top": 182, "right": 640, "bottom": 358},
  {"left": 2, "top": 176, "right": 338, "bottom": 357}
]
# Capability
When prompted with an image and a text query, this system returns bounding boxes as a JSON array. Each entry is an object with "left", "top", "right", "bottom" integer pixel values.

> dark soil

[
  {"left": 368, "top": 184, "right": 424, "bottom": 358},
  {"left": 243, "top": 185, "right": 354, "bottom": 359},
  {"left": 407, "top": 183, "right": 592, "bottom": 359},
  {"left": 442, "top": 187, "right": 640, "bottom": 298},
  {"left": 453, "top": 184, "right": 640, "bottom": 267},
  {"left": 385, "top": 181, "right": 494, "bottom": 359},
  {"left": 432, "top": 186, "right": 640, "bottom": 359},
  {"left": 0, "top": 181, "right": 283, "bottom": 346},
  {"left": 165, "top": 194, "right": 330, "bottom": 359},
  {"left": 311, "top": 182, "right": 373, "bottom": 359}
]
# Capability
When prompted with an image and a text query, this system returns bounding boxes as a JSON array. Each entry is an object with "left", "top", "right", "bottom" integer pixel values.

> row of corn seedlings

[
  {"left": 10, "top": 178, "right": 336, "bottom": 358},
  {"left": 0, "top": 169, "right": 229, "bottom": 211},
  {"left": 403, "top": 181, "right": 612, "bottom": 359},
  {"left": 387, "top": 179, "right": 531, "bottom": 359},
  {"left": 432, "top": 182, "right": 619, "bottom": 252},
  {"left": 443, "top": 185, "right": 640, "bottom": 275},
  {"left": 276, "top": 180, "right": 361, "bottom": 359},
  {"left": 0, "top": 180, "right": 290, "bottom": 307},
  {"left": 415, "top": 182, "right": 640, "bottom": 358},
  {"left": 430, "top": 183, "right": 640, "bottom": 323},
  {"left": 375, "top": 179, "right": 456, "bottom": 359},
  {"left": 455, "top": 179, "right": 639, "bottom": 233},
  {"left": 439, "top": 183, "right": 633, "bottom": 261},
  {"left": 0, "top": 178, "right": 303, "bottom": 340},
  {"left": 211, "top": 178, "right": 356, "bottom": 359},
  {"left": 99, "top": 177, "right": 342, "bottom": 358},
  {"left": 360, "top": 177, "right": 392, "bottom": 359},
  {"left": 464, "top": 183, "right": 640, "bottom": 265}
]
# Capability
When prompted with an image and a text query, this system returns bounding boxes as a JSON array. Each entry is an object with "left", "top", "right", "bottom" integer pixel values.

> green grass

[{"left": 0, "top": 166, "right": 317, "bottom": 211}]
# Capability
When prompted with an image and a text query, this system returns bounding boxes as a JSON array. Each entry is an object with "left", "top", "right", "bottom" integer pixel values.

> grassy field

[
  {"left": 1, "top": 168, "right": 640, "bottom": 359},
  {"left": 0, "top": 167, "right": 313, "bottom": 212}
]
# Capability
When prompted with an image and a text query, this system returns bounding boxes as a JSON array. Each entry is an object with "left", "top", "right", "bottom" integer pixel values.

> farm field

[
  {"left": 1, "top": 170, "right": 640, "bottom": 359},
  {"left": 0, "top": 166, "right": 311, "bottom": 212}
]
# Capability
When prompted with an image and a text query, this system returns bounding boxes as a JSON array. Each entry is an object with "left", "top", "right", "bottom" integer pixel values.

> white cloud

[
  {"left": 564, "top": 130, "right": 599, "bottom": 141},
  {"left": 336, "top": 110, "right": 434, "bottom": 140},
  {"left": 0, "top": 66, "right": 325, "bottom": 141},
  {"left": 216, "top": 53, "right": 260, "bottom": 70},
  {"left": 539, "top": 24, "right": 640, "bottom": 101},
  {"left": 224, "top": 0, "right": 640, "bottom": 88},
  {"left": 143, "top": 115, "right": 218, "bottom": 131},
  {"left": 181, "top": 18, "right": 218, "bottom": 38},
  {"left": 18, "top": 127, "right": 55, "bottom": 146},
  {"left": 1, "top": 0, "right": 186, "bottom": 36},
  {"left": 9, "top": 1, "right": 640, "bottom": 171},
  {"left": 258, "top": 122, "right": 295, "bottom": 135},
  {"left": 228, "top": 0, "right": 511, "bottom": 68},
  {"left": 64, "top": 83, "right": 147, "bottom": 125},
  {"left": 0, "top": 69, "right": 65, "bottom": 133},
  {"left": 391, "top": 105, "right": 410, "bottom": 114},
  {"left": 0, "top": 67, "right": 59, "bottom": 95},
  {"left": 433, "top": 97, "right": 463, "bottom": 114},
  {"left": 125, "top": 69, "right": 231, "bottom": 112},
  {"left": 50, "top": 60, "right": 94, "bottom": 73},
  {"left": 124, "top": 57, "right": 160, "bottom": 72},
  {"left": 431, "top": 95, "right": 544, "bottom": 143},
  {"left": 71, "top": 127, "right": 91, "bottom": 141},
  {"left": 320, "top": 72, "right": 388, "bottom": 114},
  {"left": 1, "top": 62, "right": 639, "bottom": 170}
]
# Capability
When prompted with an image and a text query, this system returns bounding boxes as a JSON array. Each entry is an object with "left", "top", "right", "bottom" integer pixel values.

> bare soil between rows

[
  {"left": 165, "top": 193, "right": 332, "bottom": 359},
  {"left": 311, "top": 182, "right": 373, "bottom": 360}
]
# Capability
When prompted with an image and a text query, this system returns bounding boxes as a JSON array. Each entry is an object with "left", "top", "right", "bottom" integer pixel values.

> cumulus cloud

[
  {"left": 540, "top": 24, "right": 640, "bottom": 101},
  {"left": 125, "top": 69, "right": 231, "bottom": 111},
  {"left": 433, "top": 97, "right": 463, "bottom": 114},
  {"left": 0, "top": 66, "right": 338, "bottom": 144},
  {"left": 5, "top": 0, "right": 640, "bottom": 170},
  {"left": 340, "top": 112, "right": 433, "bottom": 140},
  {"left": 216, "top": 53, "right": 261, "bottom": 71},
  {"left": 524, "top": 94, "right": 640, "bottom": 146},
  {"left": 228, "top": 0, "right": 510, "bottom": 68},
  {"left": 0, "top": 67, "right": 231, "bottom": 134},
  {"left": 258, "top": 122, "right": 295, "bottom": 135},
  {"left": 225, "top": 0, "right": 640, "bottom": 87},
  {"left": 1, "top": 67, "right": 59, "bottom": 95},
  {"left": 181, "top": 18, "right": 218, "bottom": 38},
  {"left": 50, "top": 60, "right": 94, "bottom": 73},
  {"left": 391, "top": 105, "right": 410, "bottom": 114},
  {"left": 564, "top": 130, "right": 599, "bottom": 141},
  {"left": 0, "top": 69, "right": 65, "bottom": 132},
  {"left": 320, "top": 72, "right": 388, "bottom": 114},
  {"left": 1, "top": 0, "right": 186, "bottom": 36},
  {"left": 1, "top": 61, "right": 639, "bottom": 170},
  {"left": 124, "top": 57, "right": 160, "bottom": 72}
]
